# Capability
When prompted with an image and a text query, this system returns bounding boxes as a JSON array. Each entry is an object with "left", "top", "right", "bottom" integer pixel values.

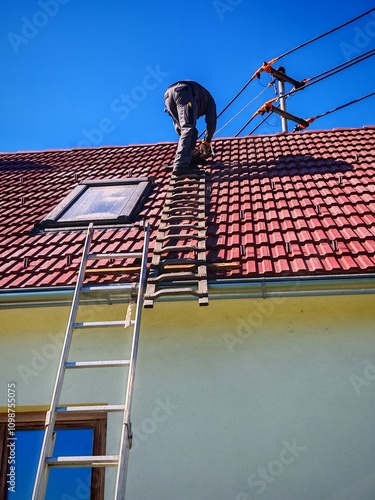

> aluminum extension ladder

[
  {"left": 144, "top": 171, "right": 208, "bottom": 307},
  {"left": 32, "top": 221, "right": 150, "bottom": 500}
]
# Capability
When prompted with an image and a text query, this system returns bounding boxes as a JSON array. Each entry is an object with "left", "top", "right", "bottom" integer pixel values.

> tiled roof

[{"left": 1, "top": 127, "right": 375, "bottom": 289}]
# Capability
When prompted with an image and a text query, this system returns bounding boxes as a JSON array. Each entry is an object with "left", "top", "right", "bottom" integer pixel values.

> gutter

[{"left": 1, "top": 274, "right": 375, "bottom": 308}]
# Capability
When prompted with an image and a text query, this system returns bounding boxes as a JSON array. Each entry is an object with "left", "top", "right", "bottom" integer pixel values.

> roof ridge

[{"left": 1, "top": 126, "right": 373, "bottom": 156}]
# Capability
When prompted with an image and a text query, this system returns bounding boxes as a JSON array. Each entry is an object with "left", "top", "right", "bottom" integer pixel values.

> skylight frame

[{"left": 38, "top": 178, "right": 153, "bottom": 229}]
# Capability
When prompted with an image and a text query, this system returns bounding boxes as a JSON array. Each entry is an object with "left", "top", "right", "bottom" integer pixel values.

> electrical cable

[
  {"left": 293, "top": 91, "right": 375, "bottom": 131},
  {"left": 216, "top": 7, "right": 375, "bottom": 120},
  {"left": 307, "top": 49, "right": 375, "bottom": 86},
  {"left": 265, "top": 114, "right": 281, "bottom": 129},
  {"left": 244, "top": 48, "right": 375, "bottom": 133},
  {"left": 234, "top": 114, "right": 257, "bottom": 137},
  {"left": 276, "top": 7, "right": 375, "bottom": 61},
  {"left": 214, "top": 84, "right": 271, "bottom": 136},
  {"left": 235, "top": 104, "right": 280, "bottom": 136},
  {"left": 280, "top": 48, "right": 375, "bottom": 101},
  {"left": 217, "top": 77, "right": 255, "bottom": 119},
  {"left": 248, "top": 113, "right": 273, "bottom": 135}
]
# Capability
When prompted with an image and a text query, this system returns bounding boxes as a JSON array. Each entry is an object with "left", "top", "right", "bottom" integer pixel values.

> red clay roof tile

[{"left": 1, "top": 127, "right": 375, "bottom": 289}]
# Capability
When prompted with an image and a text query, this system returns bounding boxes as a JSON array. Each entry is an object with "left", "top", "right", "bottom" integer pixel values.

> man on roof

[{"left": 164, "top": 80, "right": 217, "bottom": 175}]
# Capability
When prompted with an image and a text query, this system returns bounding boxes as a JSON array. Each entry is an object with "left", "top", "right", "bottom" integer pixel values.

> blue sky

[{"left": 0, "top": 0, "right": 374, "bottom": 152}]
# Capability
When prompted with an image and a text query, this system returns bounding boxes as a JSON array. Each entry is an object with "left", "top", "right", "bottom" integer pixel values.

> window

[
  {"left": 38, "top": 178, "right": 153, "bottom": 228},
  {"left": 0, "top": 411, "right": 106, "bottom": 500}
]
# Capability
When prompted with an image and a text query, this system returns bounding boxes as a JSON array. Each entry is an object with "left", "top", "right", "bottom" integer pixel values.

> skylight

[{"left": 38, "top": 178, "right": 153, "bottom": 228}]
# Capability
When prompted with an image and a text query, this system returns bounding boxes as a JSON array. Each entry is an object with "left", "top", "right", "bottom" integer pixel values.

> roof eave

[{"left": 1, "top": 273, "right": 375, "bottom": 309}]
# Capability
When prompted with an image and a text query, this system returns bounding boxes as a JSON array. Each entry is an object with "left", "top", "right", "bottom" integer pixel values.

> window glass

[
  {"left": 7, "top": 428, "right": 93, "bottom": 499},
  {"left": 59, "top": 185, "right": 138, "bottom": 222},
  {"left": 38, "top": 178, "right": 153, "bottom": 228}
]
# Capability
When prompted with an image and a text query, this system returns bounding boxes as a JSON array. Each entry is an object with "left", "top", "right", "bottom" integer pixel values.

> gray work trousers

[{"left": 164, "top": 83, "right": 198, "bottom": 167}]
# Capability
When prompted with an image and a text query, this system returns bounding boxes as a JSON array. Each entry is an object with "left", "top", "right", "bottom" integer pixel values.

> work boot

[{"left": 173, "top": 164, "right": 203, "bottom": 176}]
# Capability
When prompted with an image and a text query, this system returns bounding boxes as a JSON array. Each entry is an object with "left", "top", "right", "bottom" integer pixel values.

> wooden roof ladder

[
  {"left": 32, "top": 222, "right": 150, "bottom": 500},
  {"left": 144, "top": 172, "right": 209, "bottom": 307}
]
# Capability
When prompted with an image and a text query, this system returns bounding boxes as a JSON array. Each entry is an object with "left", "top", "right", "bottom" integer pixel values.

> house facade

[{"left": 1, "top": 127, "right": 375, "bottom": 499}]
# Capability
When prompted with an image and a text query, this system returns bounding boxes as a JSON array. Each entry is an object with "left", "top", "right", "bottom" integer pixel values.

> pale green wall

[{"left": 1, "top": 294, "right": 375, "bottom": 499}]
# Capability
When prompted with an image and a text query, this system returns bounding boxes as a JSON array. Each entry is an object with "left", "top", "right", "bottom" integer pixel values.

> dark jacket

[{"left": 166, "top": 81, "right": 217, "bottom": 142}]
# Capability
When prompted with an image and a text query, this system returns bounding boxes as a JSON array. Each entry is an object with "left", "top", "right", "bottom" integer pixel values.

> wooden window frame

[{"left": 0, "top": 411, "right": 107, "bottom": 500}]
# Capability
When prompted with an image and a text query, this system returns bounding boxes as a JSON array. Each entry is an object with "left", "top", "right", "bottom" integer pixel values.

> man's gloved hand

[{"left": 199, "top": 140, "right": 211, "bottom": 158}]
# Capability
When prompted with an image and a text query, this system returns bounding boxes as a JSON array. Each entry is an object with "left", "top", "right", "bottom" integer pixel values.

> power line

[
  {"left": 237, "top": 88, "right": 375, "bottom": 136},
  {"left": 255, "top": 49, "right": 375, "bottom": 117},
  {"left": 217, "top": 77, "right": 256, "bottom": 119},
  {"left": 248, "top": 112, "right": 273, "bottom": 135},
  {"left": 233, "top": 49, "right": 375, "bottom": 136},
  {"left": 286, "top": 48, "right": 375, "bottom": 99},
  {"left": 216, "top": 7, "right": 375, "bottom": 120},
  {"left": 293, "top": 91, "right": 375, "bottom": 131},
  {"left": 276, "top": 7, "right": 375, "bottom": 61},
  {"left": 214, "top": 84, "right": 271, "bottom": 136},
  {"left": 235, "top": 104, "right": 280, "bottom": 136}
]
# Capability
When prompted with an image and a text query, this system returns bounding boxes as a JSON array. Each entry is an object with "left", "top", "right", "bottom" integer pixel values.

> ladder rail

[
  {"left": 145, "top": 173, "right": 208, "bottom": 307},
  {"left": 32, "top": 221, "right": 151, "bottom": 500},
  {"left": 32, "top": 223, "right": 95, "bottom": 500},
  {"left": 114, "top": 222, "right": 150, "bottom": 499}
]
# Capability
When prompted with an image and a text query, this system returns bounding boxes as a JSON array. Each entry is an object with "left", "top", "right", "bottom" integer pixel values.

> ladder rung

[
  {"left": 158, "top": 258, "right": 205, "bottom": 269},
  {"left": 32, "top": 222, "right": 151, "bottom": 497},
  {"left": 144, "top": 293, "right": 209, "bottom": 308},
  {"left": 161, "top": 223, "right": 201, "bottom": 231},
  {"left": 162, "top": 214, "right": 205, "bottom": 221},
  {"left": 81, "top": 284, "right": 133, "bottom": 292},
  {"left": 166, "top": 200, "right": 201, "bottom": 208},
  {"left": 167, "top": 192, "right": 200, "bottom": 200},
  {"left": 155, "top": 244, "right": 200, "bottom": 253},
  {"left": 172, "top": 175, "right": 205, "bottom": 182},
  {"left": 166, "top": 206, "right": 200, "bottom": 214},
  {"left": 73, "top": 320, "right": 134, "bottom": 328},
  {"left": 147, "top": 272, "right": 200, "bottom": 283},
  {"left": 46, "top": 455, "right": 119, "bottom": 467},
  {"left": 87, "top": 252, "right": 143, "bottom": 260},
  {"left": 146, "top": 287, "right": 204, "bottom": 298},
  {"left": 157, "top": 233, "right": 200, "bottom": 243},
  {"left": 65, "top": 360, "right": 130, "bottom": 369},
  {"left": 85, "top": 266, "right": 141, "bottom": 275},
  {"left": 168, "top": 183, "right": 204, "bottom": 191},
  {"left": 56, "top": 404, "right": 125, "bottom": 413}
]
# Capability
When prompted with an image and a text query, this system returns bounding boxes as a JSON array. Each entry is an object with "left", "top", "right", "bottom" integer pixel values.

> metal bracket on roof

[
  {"left": 268, "top": 66, "right": 306, "bottom": 90},
  {"left": 252, "top": 97, "right": 310, "bottom": 132},
  {"left": 261, "top": 279, "right": 267, "bottom": 299}
]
